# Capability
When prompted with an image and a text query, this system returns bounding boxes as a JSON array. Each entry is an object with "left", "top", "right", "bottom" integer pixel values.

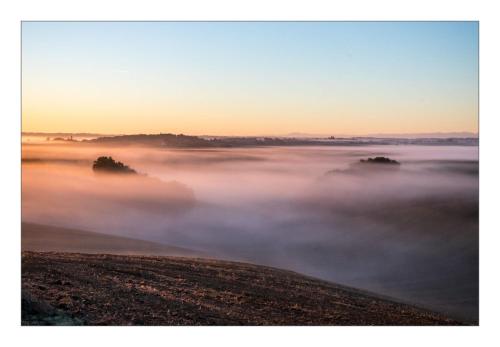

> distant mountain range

[{"left": 281, "top": 132, "right": 478, "bottom": 139}]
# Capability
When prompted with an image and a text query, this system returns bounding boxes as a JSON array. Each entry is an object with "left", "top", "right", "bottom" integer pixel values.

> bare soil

[{"left": 22, "top": 251, "right": 465, "bottom": 326}]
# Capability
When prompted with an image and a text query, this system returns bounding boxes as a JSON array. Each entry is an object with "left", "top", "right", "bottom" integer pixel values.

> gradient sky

[{"left": 22, "top": 22, "right": 478, "bottom": 136}]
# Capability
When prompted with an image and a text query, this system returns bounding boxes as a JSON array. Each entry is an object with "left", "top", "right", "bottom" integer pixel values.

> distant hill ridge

[{"left": 82, "top": 133, "right": 478, "bottom": 148}]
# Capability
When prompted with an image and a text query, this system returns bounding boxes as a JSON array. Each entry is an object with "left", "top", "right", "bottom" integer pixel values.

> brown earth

[{"left": 21, "top": 251, "right": 465, "bottom": 326}]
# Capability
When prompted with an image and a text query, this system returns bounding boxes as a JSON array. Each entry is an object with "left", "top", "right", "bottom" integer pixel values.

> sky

[{"left": 22, "top": 22, "right": 478, "bottom": 136}]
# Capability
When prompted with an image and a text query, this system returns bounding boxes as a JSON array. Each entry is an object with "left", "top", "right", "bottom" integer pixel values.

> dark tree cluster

[
  {"left": 360, "top": 157, "right": 400, "bottom": 165},
  {"left": 52, "top": 136, "right": 76, "bottom": 142},
  {"left": 92, "top": 156, "right": 137, "bottom": 174}
]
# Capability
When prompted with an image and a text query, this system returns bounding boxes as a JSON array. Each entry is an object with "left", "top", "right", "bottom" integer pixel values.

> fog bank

[{"left": 22, "top": 143, "right": 478, "bottom": 320}]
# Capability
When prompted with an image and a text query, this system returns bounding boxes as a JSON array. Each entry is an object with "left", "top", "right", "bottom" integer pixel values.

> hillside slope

[
  {"left": 22, "top": 252, "right": 464, "bottom": 325},
  {"left": 22, "top": 222, "right": 201, "bottom": 257}
]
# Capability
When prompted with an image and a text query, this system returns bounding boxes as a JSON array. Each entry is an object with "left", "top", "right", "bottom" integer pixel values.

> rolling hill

[
  {"left": 22, "top": 251, "right": 464, "bottom": 325},
  {"left": 21, "top": 222, "right": 201, "bottom": 257}
]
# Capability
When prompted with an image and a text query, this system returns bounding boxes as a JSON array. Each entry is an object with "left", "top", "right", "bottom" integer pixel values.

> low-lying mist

[{"left": 22, "top": 143, "right": 478, "bottom": 320}]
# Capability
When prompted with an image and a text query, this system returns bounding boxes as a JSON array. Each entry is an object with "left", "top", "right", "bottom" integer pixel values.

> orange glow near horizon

[{"left": 22, "top": 22, "right": 478, "bottom": 136}]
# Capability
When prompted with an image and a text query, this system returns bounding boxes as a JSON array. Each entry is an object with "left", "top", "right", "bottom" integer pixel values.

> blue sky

[{"left": 22, "top": 22, "right": 478, "bottom": 135}]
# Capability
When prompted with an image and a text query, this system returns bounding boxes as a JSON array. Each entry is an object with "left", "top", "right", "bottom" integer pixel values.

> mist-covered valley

[{"left": 21, "top": 142, "right": 478, "bottom": 321}]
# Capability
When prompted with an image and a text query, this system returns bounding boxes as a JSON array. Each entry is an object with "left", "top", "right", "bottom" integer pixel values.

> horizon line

[{"left": 21, "top": 130, "right": 479, "bottom": 139}]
